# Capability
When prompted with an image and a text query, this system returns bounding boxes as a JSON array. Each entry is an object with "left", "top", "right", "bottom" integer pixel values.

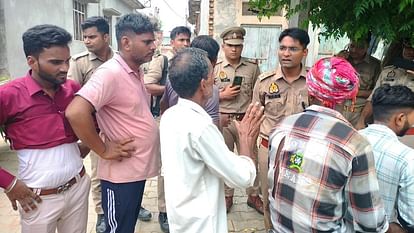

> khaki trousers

[
  {"left": 90, "top": 150, "right": 103, "bottom": 214},
  {"left": 155, "top": 116, "right": 166, "bottom": 212},
  {"left": 20, "top": 174, "right": 91, "bottom": 233},
  {"left": 223, "top": 120, "right": 259, "bottom": 197},
  {"left": 258, "top": 139, "right": 272, "bottom": 230}
]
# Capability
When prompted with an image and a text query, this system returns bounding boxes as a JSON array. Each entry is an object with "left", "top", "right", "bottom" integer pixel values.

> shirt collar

[
  {"left": 223, "top": 57, "right": 247, "bottom": 68},
  {"left": 24, "top": 71, "right": 44, "bottom": 96},
  {"left": 274, "top": 65, "right": 307, "bottom": 81},
  {"left": 88, "top": 47, "right": 114, "bottom": 62},
  {"left": 177, "top": 98, "right": 212, "bottom": 122},
  {"left": 24, "top": 70, "right": 65, "bottom": 96},
  {"left": 366, "top": 124, "right": 399, "bottom": 140},
  {"left": 348, "top": 54, "right": 371, "bottom": 65},
  {"left": 305, "top": 105, "right": 349, "bottom": 124},
  {"left": 113, "top": 52, "right": 143, "bottom": 77}
]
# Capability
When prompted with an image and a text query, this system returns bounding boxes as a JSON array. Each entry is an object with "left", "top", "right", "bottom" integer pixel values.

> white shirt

[
  {"left": 17, "top": 142, "right": 83, "bottom": 188},
  {"left": 160, "top": 98, "right": 256, "bottom": 233}
]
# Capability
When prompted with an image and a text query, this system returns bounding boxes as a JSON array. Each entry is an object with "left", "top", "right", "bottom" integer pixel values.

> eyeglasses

[{"left": 279, "top": 46, "right": 303, "bottom": 53}]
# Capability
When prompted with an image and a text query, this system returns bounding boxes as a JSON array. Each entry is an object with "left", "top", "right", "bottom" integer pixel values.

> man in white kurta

[{"left": 160, "top": 48, "right": 261, "bottom": 233}]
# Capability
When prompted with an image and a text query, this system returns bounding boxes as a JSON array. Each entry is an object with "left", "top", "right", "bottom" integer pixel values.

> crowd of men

[{"left": 0, "top": 10, "right": 413, "bottom": 233}]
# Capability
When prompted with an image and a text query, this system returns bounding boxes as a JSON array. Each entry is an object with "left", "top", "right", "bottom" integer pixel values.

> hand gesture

[
  {"left": 101, "top": 138, "right": 136, "bottom": 161},
  {"left": 6, "top": 179, "right": 42, "bottom": 213},
  {"left": 235, "top": 102, "right": 264, "bottom": 161},
  {"left": 220, "top": 84, "right": 241, "bottom": 100}
]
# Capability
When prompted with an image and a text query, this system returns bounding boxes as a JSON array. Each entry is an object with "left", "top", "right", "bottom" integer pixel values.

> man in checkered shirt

[
  {"left": 360, "top": 85, "right": 414, "bottom": 232},
  {"left": 268, "top": 57, "right": 388, "bottom": 232}
]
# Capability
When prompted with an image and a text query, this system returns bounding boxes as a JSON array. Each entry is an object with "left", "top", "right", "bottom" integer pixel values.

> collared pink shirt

[
  {"left": 0, "top": 71, "right": 80, "bottom": 188},
  {"left": 77, "top": 53, "right": 160, "bottom": 183}
]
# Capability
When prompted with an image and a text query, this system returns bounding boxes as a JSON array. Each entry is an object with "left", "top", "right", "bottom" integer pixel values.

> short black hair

[
  {"left": 81, "top": 16, "right": 109, "bottom": 34},
  {"left": 22, "top": 24, "right": 72, "bottom": 57},
  {"left": 169, "top": 48, "right": 210, "bottom": 98},
  {"left": 190, "top": 35, "right": 219, "bottom": 63},
  {"left": 372, "top": 84, "right": 414, "bottom": 122},
  {"left": 279, "top": 27, "right": 310, "bottom": 48},
  {"left": 115, "top": 13, "right": 157, "bottom": 43},
  {"left": 170, "top": 26, "right": 191, "bottom": 40}
]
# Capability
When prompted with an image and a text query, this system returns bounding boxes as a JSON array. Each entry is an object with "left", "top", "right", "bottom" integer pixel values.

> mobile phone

[{"left": 232, "top": 76, "right": 243, "bottom": 87}]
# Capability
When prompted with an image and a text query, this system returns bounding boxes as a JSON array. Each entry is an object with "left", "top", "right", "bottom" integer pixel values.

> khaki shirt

[
  {"left": 368, "top": 65, "right": 414, "bottom": 101},
  {"left": 252, "top": 66, "right": 308, "bottom": 138},
  {"left": 214, "top": 57, "right": 260, "bottom": 113},
  {"left": 68, "top": 50, "right": 114, "bottom": 86},
  {"left": 349, "top": 55, "right": 381, "bottom": 107},
  {"left": 144, "top": 50, "right": 174, "bottom": 84}
]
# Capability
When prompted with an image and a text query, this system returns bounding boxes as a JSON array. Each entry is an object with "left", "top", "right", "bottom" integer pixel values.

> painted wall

[{"left": 2, "top": 0, "right": 140, "bottom": 78}]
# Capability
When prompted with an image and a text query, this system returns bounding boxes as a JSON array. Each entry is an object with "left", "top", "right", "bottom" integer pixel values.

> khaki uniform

[
  {"left": 369, "top": 66, "right": 414, "bottom": 148},
  {"left": 143, "top": 50, "right": 174, "bottom": 213},
  {"left": 337, "top": 55, "right": 380, "bottom": 126},
  {"left": 68, "top": 50, "right": 113, "bottom": 215},
  {"left": 68, "top": 50, "right": 113, "bottom": 86},
  {"left": 369, "top": 65, "right": 414, "bottom": 99},
  {"left": 143, "top": 50, "right": 174, "bottom": 85},
  {"left": 215, "top": 56, "right": 260, "bottom": 196},
  {"left": 252, "top": 66, "right": 308, "bottom": 229}
]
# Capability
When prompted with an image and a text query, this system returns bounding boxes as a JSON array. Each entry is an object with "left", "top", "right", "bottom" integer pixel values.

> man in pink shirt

[
  {"left": 66, "top": 13, "right": 159, "bottom": 233},
  {"left": 0, "top": 25, "right": 90, "bottom": 233}
]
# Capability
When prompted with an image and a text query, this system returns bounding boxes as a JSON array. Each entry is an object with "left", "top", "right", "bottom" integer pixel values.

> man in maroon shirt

[{"left": 0, "top": 25, "right": 90, "bottom": 233}]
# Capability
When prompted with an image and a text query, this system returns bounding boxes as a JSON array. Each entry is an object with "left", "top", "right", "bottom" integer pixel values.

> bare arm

[
  {"left": 145, "top": 83, "right": 165, "bottom": 96},
  {"left": 357, "top": 90, "right": 373, "bottom": 98},
  {"left": 65, "top": 96, "right": 135, "bottom": 160},
  {"left": 355, "top": 101, "right": 372, "bottom": 129}
]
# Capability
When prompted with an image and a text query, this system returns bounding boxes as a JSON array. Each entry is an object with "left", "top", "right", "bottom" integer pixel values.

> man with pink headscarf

[{"left": 267, "top": 57, "right": 388, "bottom": 232}]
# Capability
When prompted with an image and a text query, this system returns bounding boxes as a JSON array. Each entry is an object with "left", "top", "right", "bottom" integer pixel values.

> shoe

[
  {"left": 225, "top": 196, "right": 233, "bottom": 213},
  {"left": 158, "top": 212, "right": 170, "bottom": 233},
  {"left": 247, "top": 195, "right": 264, "bottom": 215},
  {"left": 96, "top": 214, "right": 106, "bottom": 233},
  {"left": 138, "top": 206, "right": 152, "bottom": 221}
]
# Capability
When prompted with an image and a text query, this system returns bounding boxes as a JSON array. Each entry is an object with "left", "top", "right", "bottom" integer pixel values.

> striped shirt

[
  {"left": 268, "top": 105, "right": 388, "bottom": 232},
  {"left": 360, "top": 124, "right": 414, "bottom": 226}
]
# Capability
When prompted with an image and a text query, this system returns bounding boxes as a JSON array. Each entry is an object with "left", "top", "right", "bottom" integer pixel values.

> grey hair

[{"left": 169, "top": 47, "right": 210, "bottom": 98}]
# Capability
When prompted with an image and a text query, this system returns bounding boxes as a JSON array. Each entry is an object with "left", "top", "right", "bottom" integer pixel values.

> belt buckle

[{"left": 57, "top": 182, "right": 72, "bottom": 194}]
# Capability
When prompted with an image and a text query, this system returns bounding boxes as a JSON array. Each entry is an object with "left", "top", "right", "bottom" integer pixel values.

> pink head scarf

[{"left": 306, "top": 57, "right": 359, "bottom": 108}]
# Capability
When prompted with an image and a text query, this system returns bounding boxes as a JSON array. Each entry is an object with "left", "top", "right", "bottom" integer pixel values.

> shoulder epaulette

[
  {"left": 71, "top": 51, "right": 89, "bottom": 60},
  {"left": 258, "top": 70, "right": 276, "bottom": 81},
  {"left": 245, "top": 58, "right": 257, "bottom": 64}
]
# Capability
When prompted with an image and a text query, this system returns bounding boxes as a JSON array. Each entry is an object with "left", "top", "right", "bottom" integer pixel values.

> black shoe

[
  {"left": 96, "top": 214, "right": 106, "bottom": 233},
  {"left": 158, "top": 212, "right": 169, "bottom": 233},
  {"left": 138, "top": 206, "right": 152, "bottom": 221}
]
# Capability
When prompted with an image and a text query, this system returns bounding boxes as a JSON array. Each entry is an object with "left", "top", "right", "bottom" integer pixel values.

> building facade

[{"left": 1, "top": 0, "right": 145, "bottom": 78}]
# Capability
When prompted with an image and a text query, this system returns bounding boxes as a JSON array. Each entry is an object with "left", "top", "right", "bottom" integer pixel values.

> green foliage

[{"left": 248, "top": 0, "right": 414, "bottom": 44}]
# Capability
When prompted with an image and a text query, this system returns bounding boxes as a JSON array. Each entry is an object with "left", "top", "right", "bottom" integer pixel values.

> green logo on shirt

[{"left": 289, "top": 152, "right": 304, "bottom": 173}]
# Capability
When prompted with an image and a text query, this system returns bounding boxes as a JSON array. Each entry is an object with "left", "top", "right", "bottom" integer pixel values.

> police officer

[
  {"left": 215, "top": 26, "right": 262, "bottom": 213},
  {"left": 68, "top": 16, "right": 152, "bottom": 233},
  {"left": 143, "top": 26, "right": 191, "bottom": 233},
  {"left": 357, "top": 39, "right": 414, "bottom": 147},
  {"left": 251, "top": 27, "right": 310, "bottom": 230},
  {"left": 336, "top": 36, "right": 381, "bottom": 127}
]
